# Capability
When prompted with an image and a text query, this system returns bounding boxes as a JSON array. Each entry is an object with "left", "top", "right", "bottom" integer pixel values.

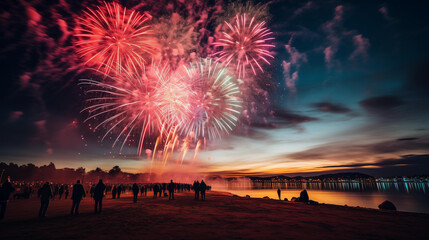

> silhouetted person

[
  {"left": 71, "top": 180, "right": 85, "bottom": 215},
  {"left": 277, "top": 188, "right": 281, "bottom": 200},
  {"left": 90, "top": 184, "right": 95, "bottom": 198},
  {"left": 112, "top": 186, "right": 117, "bottom": 199},
  {"left": 200, "top": 180, "right": 207, "bottom": 201},
  {"left": 38, "top": 182, "right": 52, "bottom": 218},
  {"left": 162, "top": 183, "right": 167, "bottom": 197},
  {"left": 0, "top": 176, "right": 15, "bottom": 220},
  {"left": 132, "top": 183, "right": 139, "bottom": 203},
  {"left": 299, "top": 189, "right": 309, "bottom": 202},
  {"left": 65, "top": 188, "right": 69, "bottom": 199},
  {"left": 93, "top": 179, "right": 106, "bottom": 214},
  {"left": 144, "top": 186, "right": 147, "bottom": 196},
  {"left": 153, "top": 184, "right": 159, "bottom": 199},
  {"left": 117, "top": 185, "right": 122, "bottom": 199},
  {"left": 140, "top": 186, "right": 144, "bottom": 196},
  {"left": 168, "top": 180, "right": 175, "bottom": 200},
  {"left": 59, "top": 185, "right": 64, "bottom": 199},
  {"left": 193, "top": 181, "right": 200, "bottom": 200}
]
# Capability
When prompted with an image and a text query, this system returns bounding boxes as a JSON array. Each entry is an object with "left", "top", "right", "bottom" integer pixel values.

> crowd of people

[{"left": 0, "top": 176, "right": 211, "bottom": 220}]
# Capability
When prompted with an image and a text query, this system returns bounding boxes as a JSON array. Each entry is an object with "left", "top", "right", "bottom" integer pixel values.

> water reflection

[
  {"left": 216, "top": 180, "right": 429, "bottom": 213},
  {"left": 224, "top": 180, "right": 429, "bottom": 194}
]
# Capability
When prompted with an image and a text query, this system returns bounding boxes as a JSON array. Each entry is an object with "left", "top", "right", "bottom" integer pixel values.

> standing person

[
  {"left": 153, "top": 184, "right": 158, "bottom": 199},
  {"left": 71, "top": 180, "right": 85, "bottom": 215},
  {"left": 53, "top": 185, "right": 59, "bottom": 199},
  {"left": 117, "top": 185, "right": 122, "bottom": 199},
  {"left": 112, "top": 185, "right": 117, "bottom": 199},
  {"left": 144, "top": 186, "right": 147, "bottom": 196},
  {"left": 168, "top": 180, "right": 175, "bottom": 200},
  {"left": 277, "top": 188, "right": 281, "bottom": 200},
  {"left": 93, "top": 179, "right": 106, "bottom": 214},
  {"left": 58, "top": 185, "right": 64, "bottom": 200},
  {"left": 193, "top": 181, "right": 200, "bottom": 200},
  {"left": 90, "top": 185, "right": 95, "bottom": 198},
  {"left": 132, "top": 183, "right": 139, "bottom": 203},
  {"left": 0, "top": 176, "right": 15, "bottom": 220},
  {"left": 38, "top": 182, "right": 53, "bottom": 218},
  {"left": 200, "top": 180, "right": 207, "bottom": 201},
  {"left": 64, "top": 187, "right": 69, "bottom": 199},
  {"left": 140, "top": 185, "right": 144, "bottom": 196}
]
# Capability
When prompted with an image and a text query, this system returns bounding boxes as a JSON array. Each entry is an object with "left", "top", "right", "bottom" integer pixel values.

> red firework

[
  {"left": 75, "top": 2, "right": 156, "bottom": 75},
  {"left": 213, "top": 14, "right": 275, "bottom": 78}
]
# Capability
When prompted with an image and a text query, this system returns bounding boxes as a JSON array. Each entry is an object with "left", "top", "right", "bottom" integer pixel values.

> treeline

[{"left": 0, "top": 162, "right": 149, "bottom": 183}]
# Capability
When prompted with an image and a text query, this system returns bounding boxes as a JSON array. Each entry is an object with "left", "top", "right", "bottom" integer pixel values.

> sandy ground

[{"left": 1, "top": 191, "right": 428, "bottom": 240}]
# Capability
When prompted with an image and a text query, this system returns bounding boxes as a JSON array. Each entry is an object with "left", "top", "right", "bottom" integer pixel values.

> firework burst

[
  {"left": 157, "top": 73, "right": 195, "bottom": 128},
  {"left": 179, "top": 58, "right": 243, "bottom": 140},
  {"left": 79, "top": 65, "right": 170, "bottom": 156},
  {"left": 213, "top": 14, "right": 275, "bottom": 78},
  {"left": 74, "top": 2, "right": 156, "bottom": 75}
]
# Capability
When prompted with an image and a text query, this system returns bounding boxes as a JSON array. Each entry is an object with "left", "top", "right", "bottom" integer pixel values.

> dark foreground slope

[{"left": 1, "top": 191, "right": 428, "bottom": 240}]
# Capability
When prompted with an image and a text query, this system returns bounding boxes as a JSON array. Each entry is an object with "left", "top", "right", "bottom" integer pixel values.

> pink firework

[
  {"left": 75, "top": 2, "right": 156, "bottom": 75},
  {"left": 213, "top": 14, "right": 275, "bottom": 78},
  {"left": 178, "top": 58, "right": 243, "bottom": 140},
  {"left": 80, "top": 65, "right": 171, "bottom": 156},
  {"left": 157, "top": 72, "right": 195, "bottom": 128}
]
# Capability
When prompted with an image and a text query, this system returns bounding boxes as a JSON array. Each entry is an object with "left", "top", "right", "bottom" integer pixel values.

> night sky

[{"left": 1, "top": 0, "right": 429, "bottom": 177}]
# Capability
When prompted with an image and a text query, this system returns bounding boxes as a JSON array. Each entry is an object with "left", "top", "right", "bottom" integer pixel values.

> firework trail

[
  {"left": 191, "top": 140, "right": 202, "bottom": 164},
  {"left": 179, "top": 58, "right": 243, "bottom": 140},
  {"left": 213, "top": 14, "right": 275, "bottom": 78},
  {"left": 75, "top": 2, "right": 156, "bottom": 75}
]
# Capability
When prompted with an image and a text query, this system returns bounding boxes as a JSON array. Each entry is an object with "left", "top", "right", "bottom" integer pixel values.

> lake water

[{"left": 214, "top": 181, "right": 429, "bottom": 214}]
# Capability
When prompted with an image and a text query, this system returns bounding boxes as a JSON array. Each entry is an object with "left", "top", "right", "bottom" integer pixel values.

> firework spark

[
  {"left": 75, "top": 2, "right": 156, "bottom": 75},
  {"left": 179, "top": 58, "right": 243, "bottom": 140},
  {"left": 213, "top": 14, "right": 275, "bottom": 78}
]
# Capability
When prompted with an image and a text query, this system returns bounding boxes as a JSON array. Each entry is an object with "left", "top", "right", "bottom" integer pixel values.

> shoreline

[
  {"left": 1, "top": 191, "right": 428, "bottom": 239},
  {"left": 220, "top": 189, "right": 429, "bottom": 215},
  {"left": 216, "top": 188, "right": 429, "bottom": 214}
]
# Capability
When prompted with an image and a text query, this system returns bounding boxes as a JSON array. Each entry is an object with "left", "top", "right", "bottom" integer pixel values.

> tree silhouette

[{"left": 109, "top": 166, "right": 122, "bottom": 175}]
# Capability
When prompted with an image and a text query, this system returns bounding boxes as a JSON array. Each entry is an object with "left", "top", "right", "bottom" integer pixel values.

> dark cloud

[
  {"left": 288, "top": 137, "right": 429, "bottom": 161},
  {"left": 242, "top": 106, "right": 317, "bottom": 131},
  {"left": 368, "top": 138, "right": 429, "bottom": 154},
  {"left": 359, "top": 95, "right": 403, "bottom": 113},
  {"left": 311, "top": 101, "right": 351, "bottom": 114},
  {"left": 319, "top": 154, "right": 429, "bottom": 168},
  {"left": 312, "top": 154, "right": 429, "bottom": 177},
  {"left": 273, "top": 108, "right": 318, "bottom": 125},
  {"left": 397, "top": 137, "right": 418, "bottom": 141}
]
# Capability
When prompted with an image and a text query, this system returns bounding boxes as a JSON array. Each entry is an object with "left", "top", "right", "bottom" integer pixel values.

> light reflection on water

[{"left": 215, "top": 181, "right": 429, "bottom": 213}]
